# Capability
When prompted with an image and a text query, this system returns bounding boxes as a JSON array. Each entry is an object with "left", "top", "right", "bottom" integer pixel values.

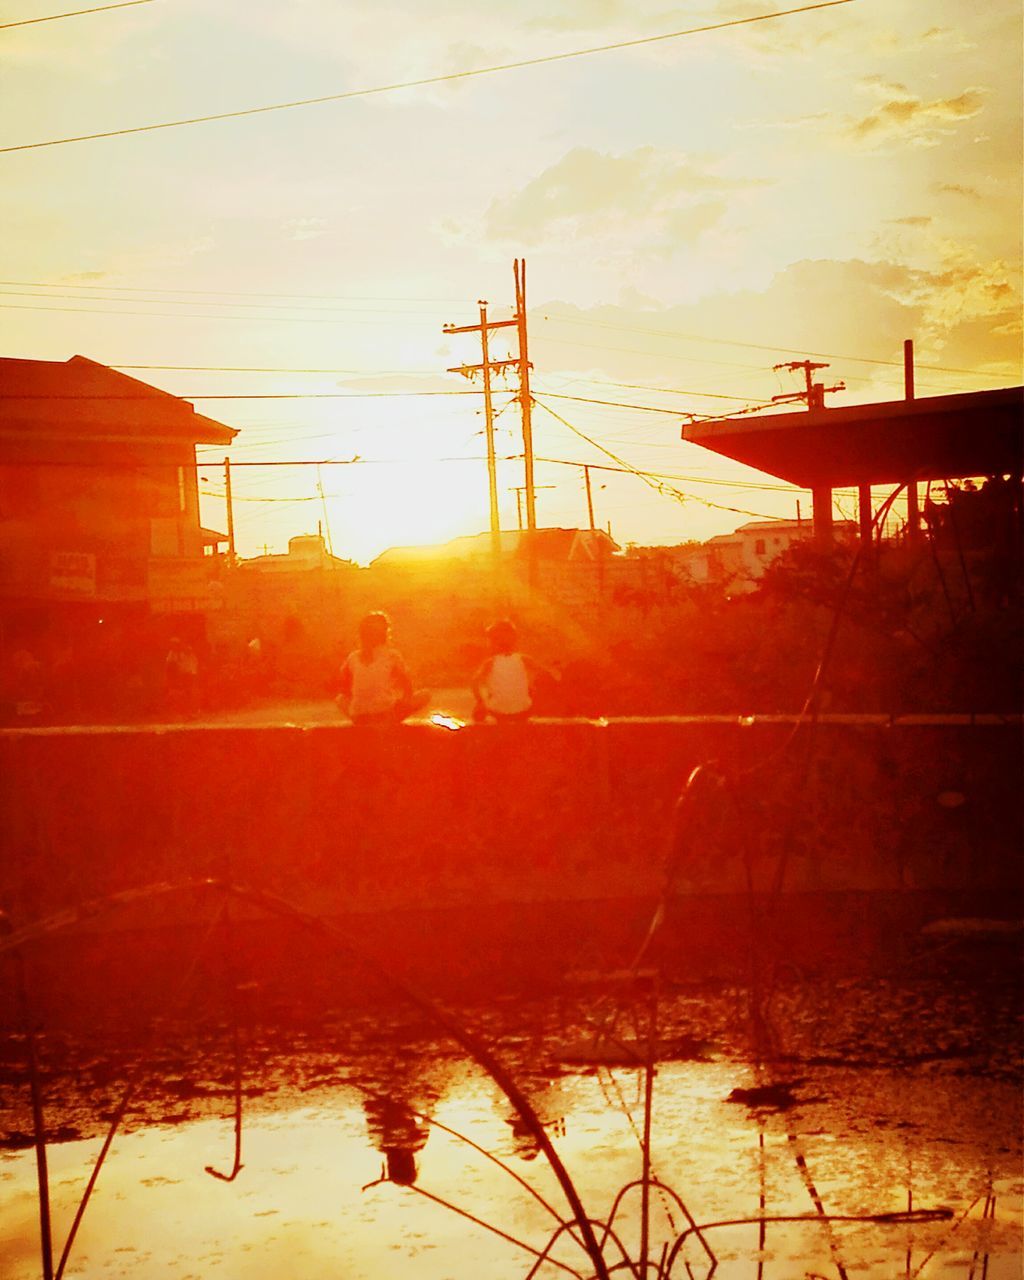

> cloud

[
  {"left": 485, "top": 146, "right": 757, "bottom": 251},
  {"left": 846, "top": 86, "right": 985, "bottom": 146},
  {"left": 529, "top": 251, "right": 1021, "bottom": 409},
  {"left": 284, "top": 217, "right": 328, "bottom": 242},
  {"left": 766, "top": 80, "right": 988, "bottom": 149},
  {"left": 522, "top": 1, "right": 663, "bottom": 33},
  {"left": 932, "top": 182, "right": 982, "bottom": 200}
]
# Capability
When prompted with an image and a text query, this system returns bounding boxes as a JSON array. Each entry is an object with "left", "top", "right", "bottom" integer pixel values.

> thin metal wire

[
  {"left": 664, "top": 1210, "right": 954, "bottom": 1278},
  {"left": 0, "top": 879, "right": 613, "bottom": 1280},
  {"left": 204, "top": 903, "right": 244, "bottom": 1182},
  {"left": 1, "top": 917, "right": 54, "bottom": 1280},
  {"left": 53, "top": 903, "right": 228, "bottom": 1279},
  {"left": 398, "top": 1181, "right": 585, "bottom": 1278}
]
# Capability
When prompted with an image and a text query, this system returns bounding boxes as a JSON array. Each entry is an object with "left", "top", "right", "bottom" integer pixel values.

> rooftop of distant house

[
  {"left": 373, "top": 527, "right": 619, "bottom": 567},
  {"left": 0, "top": 354, "right": 237, "bottom": 445},
  {"left": 241, "top": 533, "right": 354, "bottom": 572}
]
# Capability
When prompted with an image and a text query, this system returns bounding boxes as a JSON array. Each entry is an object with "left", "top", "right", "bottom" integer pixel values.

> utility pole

[
  {"left": 513, "top": 258, "right": 537, "bottom": 531},
  {"left": 773, "top": 360, "right": 845, "bottom": 544},
  {"left": 223, "top": 456, "right": 236, "bottom": 560},
  {"left": 510, "top": 484, "right": 554, "bottom": 531},
  {"left": 772, "top": 359, "right": 844, "bottom": 411},
  {"left": 582, "top": 465, "right": 596, "bottom": 530},
  {"left": 444, "top": 302, "right": 518, "bottom": 562},
  {"left": 316, "top": 464, "right": 335, "bottom": 558}
]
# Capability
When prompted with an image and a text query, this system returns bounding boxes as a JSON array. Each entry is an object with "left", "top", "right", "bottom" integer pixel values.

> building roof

[
  {"left": 700, "top": 518, "right": 857, "bottom": 548},
  {"left": 682, "top": 385, "right": 1023, "bottom": 489},
  {"left": 0, "top": 355, "right": 237, "bottom": 445},
  {"left": 374, "top": 527, "right": 620, "bottom": 567}
]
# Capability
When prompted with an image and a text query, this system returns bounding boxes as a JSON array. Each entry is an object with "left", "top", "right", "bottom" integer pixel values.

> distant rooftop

[
  {"left": 0, "top": 354, "right": 237, "bottom": 445},
  {"left": 683, "top": 385, "right": 1023, "bottom": 489},
  {"left": 374, "top": 527, "right": 619, "bottom": 567}
]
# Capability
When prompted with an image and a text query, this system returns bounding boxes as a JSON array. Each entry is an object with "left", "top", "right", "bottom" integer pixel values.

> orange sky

[{"left": 2, "top": 0, "right": 1021, "bottom": 561}]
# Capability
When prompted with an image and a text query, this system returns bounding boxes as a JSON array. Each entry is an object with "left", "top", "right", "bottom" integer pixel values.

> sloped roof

[
  {"left": 0, "top": 355, "right": 237, "bottom": 445},
  {"left": 374, "top": 527, "right": 619, "bottom": 566},
  {"left": 683, "top": 386, "right": 1022, "bottom": 488}
]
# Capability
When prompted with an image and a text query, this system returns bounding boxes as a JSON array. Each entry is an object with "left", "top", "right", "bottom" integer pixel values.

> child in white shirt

[
  {"left": 338, "top": 612, "right": 423, "bottom": 724},
  {"left": 472, "top": 620, "right": 551, "bottom": 721}
]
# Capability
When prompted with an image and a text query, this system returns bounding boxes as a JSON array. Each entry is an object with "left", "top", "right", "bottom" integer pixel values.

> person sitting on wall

[
  {"left": 472, "top": 619, "right": 556, "bottom": 722},
  {"left": 337, "top": 611, "right": 427, "bottom": 725},
  {"left": 165, "top": 635, "right": 200, "bottom": 719}
]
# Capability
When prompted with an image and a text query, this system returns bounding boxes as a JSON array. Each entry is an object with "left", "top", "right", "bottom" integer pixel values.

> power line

[
  {"left": 0, "top": 301, "right": 431, "bottom": 325},
  {"left": 532, "top": 394, "right": 787, "bottom": 520},
  {"left": 540, "top": 312, "right": 1013, "bottom": 379},
  {"left": 1, "top": 389, "right": 487, "bottom": 400},
  {"left": 532, "top": 455, "right": 811, "bottom": 493},
  {"left": 542, "top": 389, "right": 764, "bottom": 411},
  {"left": 113, "top": 363, "right": 441, "bottom": 374},
  {"left": 0, "top": 0, "right": 153, "bottom": 30},
  {"left": 0, "top": 280, "right": 462, "bottom": 304},
  {"left": 0, "top": 288, "right": 449, "bottom": 317},
  {"left": 0, "top": 1, "right": 859, "bottom": 154}
]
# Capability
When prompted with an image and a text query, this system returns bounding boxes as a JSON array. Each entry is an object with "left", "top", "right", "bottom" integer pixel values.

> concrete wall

[{"left": 1, "top": 718, "right": 1020, "bottom": 934}]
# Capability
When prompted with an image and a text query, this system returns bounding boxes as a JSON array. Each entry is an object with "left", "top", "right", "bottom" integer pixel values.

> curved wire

[
  {"left": 662, "top": 1209, "right": 953, "bottom": 1278},
  {"left": 0, "top": 879, "right": 613, "bottom": 1280}
]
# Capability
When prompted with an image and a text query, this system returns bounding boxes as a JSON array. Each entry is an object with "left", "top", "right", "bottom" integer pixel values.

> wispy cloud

[
  {"left": 484, "top": 146, "right": 758, "bottom": 252},
  {"left": 766, "top": 82, "right": 988, "bottom": 148},
  {"left": 283, "top": 217, "right": 328, "bottom": 242},
  {"left": 932, "top": 182, "right": 982, "bottom": 200},
  {"left": 845, "top": 85, "right": 985, "bottom": 146}
]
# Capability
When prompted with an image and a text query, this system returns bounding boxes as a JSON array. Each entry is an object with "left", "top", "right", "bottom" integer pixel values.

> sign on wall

[{"left": 49, "top": 550, "right": 97, "bottom": 598}]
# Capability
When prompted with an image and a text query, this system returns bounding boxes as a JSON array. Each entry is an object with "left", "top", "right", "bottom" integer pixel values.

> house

[
  {"left": 372, "top": 527, "right": 619, "bottom": 568},
  {"left": 240, "top": 533, "right": 354, "bottom": 575},
  {"left": 0, "top": 355, "right": 237, "bottom": 632},
  {"left": 675, "top": 519, "right": 856, "bottom": 592}
]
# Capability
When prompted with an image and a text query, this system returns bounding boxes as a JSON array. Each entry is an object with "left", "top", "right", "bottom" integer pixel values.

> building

[
  {"left": 683, "top": 385, "right": 1023, "bottom": 543},
  {"left": 372, "top": 527, "right": 619, "bottom": 568},
  {"left": 676, "top": 518, "right": 856, "bottom": 592},
  {"left": 240, "top": 533, "right": 354, "bottom": 576},
  {"left": 0, "top": 355, "right": 237, "bottom": 638}
]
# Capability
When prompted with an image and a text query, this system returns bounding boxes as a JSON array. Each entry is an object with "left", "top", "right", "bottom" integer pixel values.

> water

[{"left": 2, "top": 973, "right": 1021, "bottom": 1278}]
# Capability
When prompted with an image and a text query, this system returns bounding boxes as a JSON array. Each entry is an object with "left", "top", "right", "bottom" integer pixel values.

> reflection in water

[
  {"left": 363, "top": 1096, "right": 430, "bottom": 1186},
  {"left": 0, "top": 979, "right": 1021, "bottom": 1279}
]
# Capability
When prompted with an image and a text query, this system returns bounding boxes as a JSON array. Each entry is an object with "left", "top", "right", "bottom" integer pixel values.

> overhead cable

[
  {"left": 0, "top": 281, "right": 461, "bottom": 304},
  {"left": 532, "top": 394, "right": 788, "bottom": 520},
  {"left": 0, "top": 0, "right": 153, "bottom": 30},
  {"left": 540, "top": 313, "right": 1012, "bottom": 379},
  {"left": 0, "top": 1, "right": 859, "bottom": 154}
]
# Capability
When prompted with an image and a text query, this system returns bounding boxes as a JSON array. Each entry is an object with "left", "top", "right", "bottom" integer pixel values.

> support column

[
  {"left": 812, "top": 485, "right": 834, "bottom": 545},
  {"left": 904, "top": 338, "right": 921, "bottom": 542},
  {"left": 906, "top": 481, "right": 920, "bottom": 542},
  {"left": 858, "top": 483, "right": 873, "bottom": 545}
]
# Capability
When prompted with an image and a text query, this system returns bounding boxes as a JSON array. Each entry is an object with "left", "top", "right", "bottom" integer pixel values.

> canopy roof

[{"left": 682, "top": 386, "right": 1022, "bottom": 489}]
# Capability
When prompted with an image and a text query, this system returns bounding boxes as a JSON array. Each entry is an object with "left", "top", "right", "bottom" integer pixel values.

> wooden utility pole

[
  {"left": 223, "top": 456, "right": 236, "bottom": 560},
  {"left": 510, "top": 484, "right": 554, "bottom": 531},
  {"left": 583, "top": 465, "right": 596, "bottom": 530},
  {"left": 773, "top": 360, "right": 845, "bottom": 544},
  {"left": 478, "top": 302, "right": 500, "bottom": 557},
  {"left": 443, "top": 303, "right": 518, "bottom": 561},
  {"left": 772, "top": 359, "right": 844, "bottom": 411},
  {"left": 513, "top": 258, "right": 537, "bottom": 531},
  {"left": 904, "top": 338, "right": 921, "bottom": 540}
]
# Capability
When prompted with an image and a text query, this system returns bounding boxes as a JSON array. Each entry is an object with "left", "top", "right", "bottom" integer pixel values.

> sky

[{"left": 2, "top": 0, "right": 1021, "bottom": 562}]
